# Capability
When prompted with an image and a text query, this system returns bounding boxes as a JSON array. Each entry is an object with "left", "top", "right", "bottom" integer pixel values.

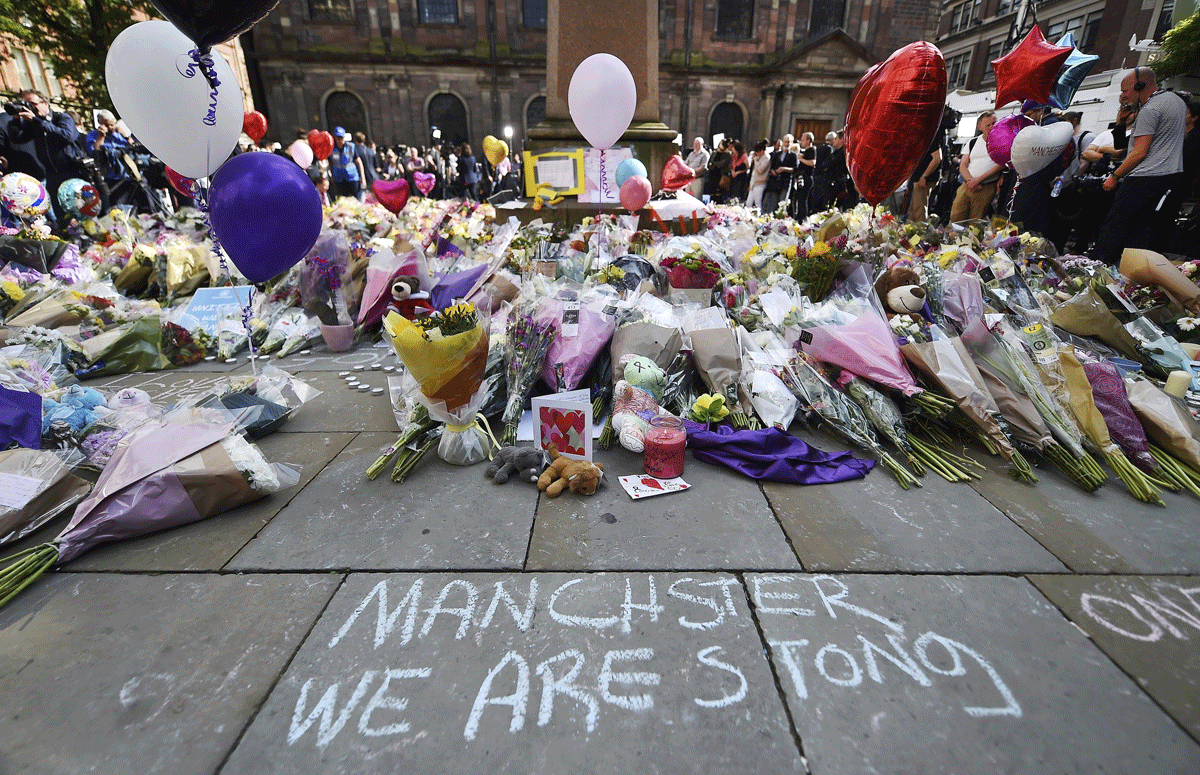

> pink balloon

[
  {"left": 413, "top": 171, "right": 436, "bottom": 196},
  {"left": 373, "top": 178, "right": 410, "bottom": 214},
  {"left": 986, "top": 114, "right": 1033, "bottom": 168},
  {"left": 288, "top": 139, "right": 314, "bottom": 168},
  {"left": 619, "top": 175, "right": 651, "bottom": 212}
]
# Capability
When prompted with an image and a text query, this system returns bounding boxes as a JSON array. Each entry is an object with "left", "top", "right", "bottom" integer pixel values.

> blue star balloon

[{"left": 1049, "top": 33, "right": 1099, "bottom": 110}]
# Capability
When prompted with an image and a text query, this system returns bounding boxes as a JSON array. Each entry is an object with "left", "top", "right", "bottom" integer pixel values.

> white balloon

[
  {"left": 288, "top": 140, "right": 314, "bottom": 169},
  {"left": 105, "top": 20, "right": 243, "bottom": 180},
  {"left": 1009, "top": 122, "right": 1074, "bottom": 178},
  {"left": 568, "top": 53, "right": 637, "bottom": 150}
]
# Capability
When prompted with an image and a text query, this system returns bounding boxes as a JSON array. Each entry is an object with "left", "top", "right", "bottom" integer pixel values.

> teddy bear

[
  {"left": 386, "top": 276, "right": 434, "bottom": 319},
  {"left": 537, "top": 444, "right": 605, "bottom": 496},
  {"left": 873, "top": 266, "right": 927, "bottom": 323},
  {"left": 485, "top": 445, "right": 547, "bottom": 485},
  {"left": 610, "top": 354, "right": 676, "bottom": 453}
]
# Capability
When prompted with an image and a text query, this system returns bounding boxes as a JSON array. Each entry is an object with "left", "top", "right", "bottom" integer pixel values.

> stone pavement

[{"left": 3, "top": 342, "right": 1200, "bottom": 774}]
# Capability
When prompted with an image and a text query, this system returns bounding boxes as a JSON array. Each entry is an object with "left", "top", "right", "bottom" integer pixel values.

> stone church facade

[{"left": 247, "top": 0, "right": 939, "bottom": 149}]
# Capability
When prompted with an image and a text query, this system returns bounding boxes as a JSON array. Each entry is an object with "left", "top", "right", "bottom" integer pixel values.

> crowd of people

[
  {"left": 259, "top": 129, "right": 523, "bottom": 208},
  {"left": 4, "top": 66, "right": 1198, "bottom": 264},
  {"left": 683, "top": 130, "right": 856, "bottom": 221}
]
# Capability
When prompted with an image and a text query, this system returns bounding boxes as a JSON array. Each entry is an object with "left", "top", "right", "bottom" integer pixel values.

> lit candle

[
  {"left": 643, "top": 416, "right": 687, "bottom": 479},
  {"left": 1164, "top": 370, "right": 1191, "bottom": 398}
]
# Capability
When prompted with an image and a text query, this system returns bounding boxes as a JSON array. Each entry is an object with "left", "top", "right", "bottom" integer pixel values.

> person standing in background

[
  {"left": 6, "top": 89, "right": 83, "bottom": 222},
  {"left": 685, "top": 137, "right": 709, "bottom": 198},
  {"left": 745, "top": 139, "right": 771, "bottom": 211},
  {"left": 329, "top": 127, "right": 364, "bottom": 201},
  {"left": 353, "top": 132, "right": 379, "bottom": 194},
  {"left": 949, "top": 111, "right": 1002, "bottom": 222}
]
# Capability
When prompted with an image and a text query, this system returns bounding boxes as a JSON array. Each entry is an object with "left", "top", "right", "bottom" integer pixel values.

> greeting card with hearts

[
  {"left": 618, "top": 475, "right": 691, "bottom": 499},
  {"left": 531, "top": 391, "right": 592, "bottom": 460}
]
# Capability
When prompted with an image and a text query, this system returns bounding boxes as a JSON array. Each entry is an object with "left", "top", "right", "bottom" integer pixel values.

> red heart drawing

[
  {"left": 640, "top": 477, "right": 663, "bottom": 490},
  {"left": 373, "top": 178, "right": 410, "bottom": 214},
  {"left": 844, "top": 41, "right": 947, "bottom": 206}
]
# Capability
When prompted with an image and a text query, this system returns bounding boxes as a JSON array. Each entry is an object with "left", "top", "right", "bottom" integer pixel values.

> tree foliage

[
  {"left": 14, "top": 0, "right": 159, "bottom": 111},
  {"left": 1151, "top": 10, "right": 1200, "bottom": 80}
]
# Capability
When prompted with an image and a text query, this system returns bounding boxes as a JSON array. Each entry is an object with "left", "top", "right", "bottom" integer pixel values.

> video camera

[{"left": 3, "top": 99, "right": 35, "bottom": 116}]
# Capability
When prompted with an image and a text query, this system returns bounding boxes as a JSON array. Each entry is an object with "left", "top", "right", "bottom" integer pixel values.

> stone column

[
  {"left": 760, "top": 86, "right": 776, "bottom": 142},
  {"left": 776, "top": 85, "right": 794, "bottom": 140}
]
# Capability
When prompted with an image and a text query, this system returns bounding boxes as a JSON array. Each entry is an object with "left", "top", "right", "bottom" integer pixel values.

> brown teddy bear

[
  {"left": 537, "top": 444, "right": 605, "bottom": 497},
  {"left": 873, "top": 266, "right": 926, "bottom": 323},
  {"left": 386, "top": 276, "right": 434, "bottom": 319}
]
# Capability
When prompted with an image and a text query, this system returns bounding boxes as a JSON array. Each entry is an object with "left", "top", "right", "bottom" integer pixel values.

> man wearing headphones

[{"left": 1089, "top": 67, "right": 1187, "bottom": 265}]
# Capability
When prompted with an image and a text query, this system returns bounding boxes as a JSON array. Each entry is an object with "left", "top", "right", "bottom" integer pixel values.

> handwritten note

[{"left": 0, "top": 472, "right": 45, "bottom": 509}]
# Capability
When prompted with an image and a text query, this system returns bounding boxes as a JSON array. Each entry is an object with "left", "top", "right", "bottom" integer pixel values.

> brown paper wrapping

[
  {"left": 5, "top": 298, "right": 83, "bottom": 330},
  {"left": 973, "top": 360, "right": 1053, "bottom": 450},
  {"left": 1059, "top": 349, "right": 1114, "bottom": 450},
  {"left": 1049, "top": 287, "right": 1143, "bottom": 362},
  {"left": 903, "top": 338, "right": 1014, "bottom": 458},
  {"left": 610, "top": 322, "right": 682, "bottom": 383},
  {"left": 173, "top": 443, "right": 263, "bottom": 518},
  {"left": 1125, "top": 379, "right": 1200, "bottom": 471},
  {"left": 0, "top": 449, "right": 91, "bottom": 547},
  {"left": 689, "top": 327, "right": 741, "bottom": 396}
]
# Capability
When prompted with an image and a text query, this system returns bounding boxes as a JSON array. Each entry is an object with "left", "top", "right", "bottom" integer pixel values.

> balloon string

[
  {"left": 241, "top": 286, "right": 259, "bottom": 376},
  {"left": 187, "top": 49, "right": 221, "bottom": 127},
  {"left": 1006, "top": 178, "right": 1019, "bottom": 227},
  {"left": 598, "top": 152, "right": 606, "bottom": 217},
  {"left": 193, "top": 181, "right": 230, "bottom": 284}
]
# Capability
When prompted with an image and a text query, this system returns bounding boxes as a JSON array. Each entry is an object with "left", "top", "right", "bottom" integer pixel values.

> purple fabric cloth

[
  {"left": 686, "top": 424, "right": 876, "bottom": 484},
  {"left": 431, "top": 264, "right": 488, "bottom": 310},
  {"left": 0, "top": 386, "right": 43, "bottom": 449}
]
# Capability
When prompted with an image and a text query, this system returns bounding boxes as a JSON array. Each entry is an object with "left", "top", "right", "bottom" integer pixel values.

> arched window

[
  {"left": 325, "top": 91, "right": 367, "bottom": 138},
  {"left": 428, "top": 93, "right": 470, "bottom": 146},
  {"left": 708, "top": 102, "right": 745, "bottom": 145},
  {"left": 525, "top": 96, "right": 546, "bottom": 132}
]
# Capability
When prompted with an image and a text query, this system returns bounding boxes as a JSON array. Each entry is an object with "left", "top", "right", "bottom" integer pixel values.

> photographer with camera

[
  {"left": 3, "top": 89, "right": 84, "bottom": 223},
  {"left": 85, "top": 110, "right": 131, "bottom": 187}
]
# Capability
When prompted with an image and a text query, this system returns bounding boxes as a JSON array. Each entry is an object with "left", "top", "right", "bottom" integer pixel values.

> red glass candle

[{"left": 643, "top": 416, "right": 686, "bottom": 479}]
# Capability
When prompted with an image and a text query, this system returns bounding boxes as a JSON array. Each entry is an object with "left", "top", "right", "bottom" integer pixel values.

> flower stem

[{"left": 0, "top": 544, "right": 57, "bottom": 609}]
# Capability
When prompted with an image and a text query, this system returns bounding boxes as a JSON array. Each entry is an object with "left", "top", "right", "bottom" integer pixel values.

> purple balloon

[
  {"left": 150, "top": 0, "right": 279, "bottom": 52},
  {"left": 208, "top": 151, "right": 322, "bottom": 283},
  {"left": 986, "top": 113, "right": 1034, "bottom": 168}
]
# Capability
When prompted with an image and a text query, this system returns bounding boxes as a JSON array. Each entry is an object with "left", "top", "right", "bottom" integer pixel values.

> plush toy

[
  {"left": 874, "top": 266, "right": 927, "bottom": 322},
  {"left": 386, "top": 276, "right": 433, "bottom": 319},
  {"left": 537, "top": 444, "right": 605, "bottom": 496},
  {"left": 486, "top": 445, "right": 546, "bottom": 484},
  {"left": 610, "top": 354, "right": 675, "bottom": 453}
]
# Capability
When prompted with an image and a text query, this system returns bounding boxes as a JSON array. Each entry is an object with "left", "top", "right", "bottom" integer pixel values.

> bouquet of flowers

[
  {"left": 385, "top": 303, "right": 495, "bottom": 465},
  {"left": 779, "top": 354, "right": 921, "bottom": 489},
  {"left": 538, "top": 287, "right": 619, "bottom": 393},
  {"left": 0, "top": 422, "right": 297, "bottom": 609},
  {"left": 684, "top": 306, "right": 757, "bottom": 429},
  {"left": 901, "top": 334, "right": 1037, "bottom": 483},
  {"left": 498, "top": 300, "right": 557, "bottom": 446},
  {"left": 301, "top": 245, "right": 353, "bottom": 327},
  {"left": 661, "top": 249, "right": 722, "bottom": 289},
  {"left": 1124, "top": 376, "right": 1200, "bottom": 498},
  {"left": 0, "top": 448, "right": 90, "bottom": 548},
  {"left": 790, "top": 236, "right": 847, "bottom": 303}
]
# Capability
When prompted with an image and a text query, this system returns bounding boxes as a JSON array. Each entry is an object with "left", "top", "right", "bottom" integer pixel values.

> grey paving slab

[
  {"left": 748, "top": 573, "right": 1200, "bottom": 775},
  {"left": 274, "top": 370, "right": 400, "bottom": 433},
  {"left": 235, "top": 341, "right": 399, "bottom": 372},
  {"left": 64, "top": 432, "right": 355, "bottom": 572},
  {"left": 970, "top": 453, "right": 1200, "bottom": 574},
  {"left": 228, "top": 432, "right": 534, "bottom": 570},
  {"left": 0, "top": 572, "right": 340, "bottom": 775},
  {"left": 1029, "top": 574, "right": 1200, "bottom": 743},
  {"left": 222, "top": 572, "right": 801, "bottom": 774},
  {"left": 527, "top": 446, "right": 801, "bottom": 571},
  {"left": 763, "top": 440, "right": 1066, "bottom": 572},
  {"left": 83, "top": 368, "right": 243, "bottom": 404}
]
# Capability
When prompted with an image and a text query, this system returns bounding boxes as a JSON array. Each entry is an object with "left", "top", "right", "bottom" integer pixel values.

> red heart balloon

[
  {"left": 308, "top": 129, "right": 334, "bottom": 161},
  {"left": 373, "top": 178, "right": 410, "bottom": 214},
  {"left": 844, "top": 41, "right": 947, "bottom": 207},
  {"left": 412, "top": 171, "right": 436, "bottom": 196},
  {"left": 991, "top": 26, "right": 1073, "bottom": 109},
  {"left": 242, "top": 111, "right": 267, "bottom": 143},
  {"left": 660, "top": 154, "right": 695, "bottom": 192},
  {"left": 164, "top": 166, "right": 196, "bottom": 197}
]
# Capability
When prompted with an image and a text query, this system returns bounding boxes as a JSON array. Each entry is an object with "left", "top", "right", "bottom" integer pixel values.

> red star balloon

[
  {"left": 991, "top": 26, "right": 1072, "bottom": 109},
  {"left": 844, "top": 41, "right": 947, "bottom": 207}
]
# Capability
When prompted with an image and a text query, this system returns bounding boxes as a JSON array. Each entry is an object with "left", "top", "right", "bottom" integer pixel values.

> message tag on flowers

[
  {"left": 0, "top": 473, "right": 44, "bottom": 509},
  {"left": 619, "top": 475, "right": 690, "bottom": 499},
  {"left": 562, "top": 301, "right": 580, "bottom": 337}
]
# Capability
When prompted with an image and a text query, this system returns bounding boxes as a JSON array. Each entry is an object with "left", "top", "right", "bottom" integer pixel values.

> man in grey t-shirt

[{"left": 1089, "top": 67, "right": 1187, "bottom": 264}]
